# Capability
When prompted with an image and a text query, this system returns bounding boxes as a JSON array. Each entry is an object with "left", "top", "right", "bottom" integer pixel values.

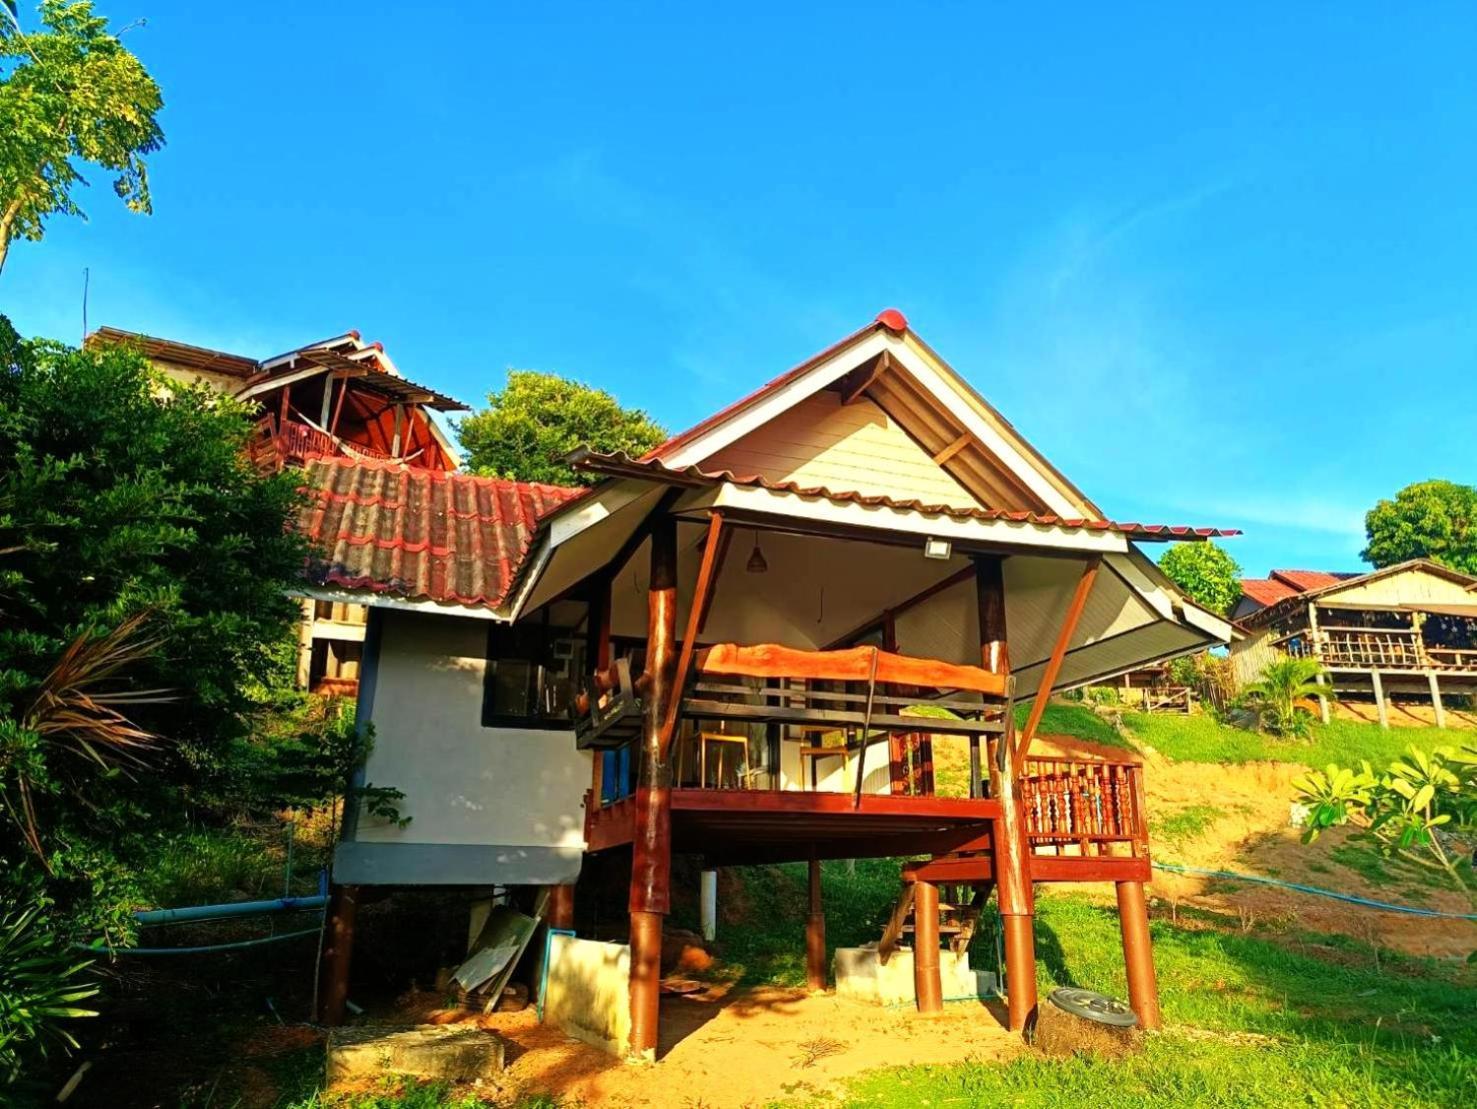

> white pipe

[{"left": 700, "top": 869, "right": 718, "bottom": 942}]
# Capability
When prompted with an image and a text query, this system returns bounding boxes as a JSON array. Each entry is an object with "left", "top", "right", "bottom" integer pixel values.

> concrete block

[
  {"left": 543, "top": 935, "right": 631, "bottom": 1057},
  {"left": 833, "top": 945, "right": 987, "bottom": 1005},
  {"left": 327, "top": 1024, "right": 506, "bottom": 1084}
]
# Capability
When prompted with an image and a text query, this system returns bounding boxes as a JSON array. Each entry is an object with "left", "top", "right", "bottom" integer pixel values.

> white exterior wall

[{"left": 336, "top": 609, "right": 591, "bottom": 885}]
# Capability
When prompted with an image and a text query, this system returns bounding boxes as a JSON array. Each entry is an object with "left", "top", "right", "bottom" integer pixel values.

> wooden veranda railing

[
  {"left": 1283, "top": 626, "right": 1477, "bottom": 673},
  {"left": 252, "top": 415, "right": 396, "bottom": 469},
  {"left": 1020, "top": 755, "right": 1147, "bottom": 856}
]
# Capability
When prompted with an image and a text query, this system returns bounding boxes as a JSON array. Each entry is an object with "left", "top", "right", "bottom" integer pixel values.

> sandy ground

[
  {"left": 341, "top": 985, "right": 1019, "bottom": 1108},
  {"left": 1031, "top": 733, "right": 1477, "bottom": 960}
]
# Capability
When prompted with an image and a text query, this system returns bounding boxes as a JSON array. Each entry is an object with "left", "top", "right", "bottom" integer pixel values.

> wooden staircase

[{"left": 878, "top": 879, "right": 993, "bottom": 962}]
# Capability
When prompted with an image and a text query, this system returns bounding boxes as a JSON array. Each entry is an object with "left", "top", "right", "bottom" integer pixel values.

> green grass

[
  {"left": 130, "top": 822, "right": 329, "bottom": 910},
  {"left": 704, "top": 858, "right": 907, "bottom": 986},
  {"left": 1016, "top": 701, "right": 1136, "bottom": 750},
  {"left": 825, "top": 892, "right": 1476, "bottom": 1108},
  {"left": 1151, "top": 804, "right": 1225, "bottom": 845},
  {"left": 1122, "top": 713, "right": 1457, "bottom": 769}
]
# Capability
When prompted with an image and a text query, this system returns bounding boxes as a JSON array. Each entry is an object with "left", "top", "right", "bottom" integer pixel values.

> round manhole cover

[{"left": 1047, "top": 987, "right": 1138, "bottom": 1027}]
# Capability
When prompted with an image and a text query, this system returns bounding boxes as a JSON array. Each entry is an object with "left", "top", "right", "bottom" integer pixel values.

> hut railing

[{"left": 1020, "top": 755, "right": 1147, "bottom": 856}]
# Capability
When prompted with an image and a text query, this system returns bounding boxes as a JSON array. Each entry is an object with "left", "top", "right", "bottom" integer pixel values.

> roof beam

[
  {"left": 931, "top": 431, "right": 974, "bottom": 466},
  {"left": 838, "top": 350, "right": 892, "bottom": 405}
]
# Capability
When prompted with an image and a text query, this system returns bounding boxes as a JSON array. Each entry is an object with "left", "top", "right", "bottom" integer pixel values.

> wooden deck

[{"left": 587, "top": 788, "right": 999, "bottom": 866}]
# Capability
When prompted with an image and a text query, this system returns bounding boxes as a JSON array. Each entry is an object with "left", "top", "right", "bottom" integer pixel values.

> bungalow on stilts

[{"left": 299, "top": 310, "right": 1235, "bottom": 1055}]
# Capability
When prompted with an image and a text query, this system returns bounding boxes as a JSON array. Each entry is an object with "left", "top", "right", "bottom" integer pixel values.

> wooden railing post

[{"left": 974, "top": 555, "right": 1036, "bottom": 1033}]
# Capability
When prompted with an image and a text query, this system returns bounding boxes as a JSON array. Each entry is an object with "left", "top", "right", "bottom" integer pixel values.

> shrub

[
  {"left": 1243, "top": 656, "right": 1328, "bottom": 738},
  {"left": 0, "top": 905, "right": 97, "bottom": 1085}
]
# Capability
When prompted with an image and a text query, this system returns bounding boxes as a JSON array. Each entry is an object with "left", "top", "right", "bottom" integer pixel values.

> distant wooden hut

[{"left": 1231, "top": 561, "right": 1477, "bottom": 727}]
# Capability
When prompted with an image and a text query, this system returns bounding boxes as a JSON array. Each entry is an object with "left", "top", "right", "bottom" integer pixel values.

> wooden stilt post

[
  {"left": 913, "top": 878, "right": 943, "bottom": 1013},
  {"left": 548, "top": 884, "right": 576, "bottom": 931},
  {"left": 628, "top": 515, "right": 678, "bottom": 1062},
  {"left": 318, "top": 883, "right": 358, "bottom": 1026},
  {"left": 1116, "top": 880, "right": 1162, "bottom": 1030},
  {"left": 806, "top": 847, "right": 826, "bottom": 992},
  {"left": 1427, "top": 672, "right": 1445, "bottom": 729},
  {"left": 1307, "top": 602, "right": 1331, "bottom": 724},
  {"left": 1372, "top": 670, "right": 1389, "bottom": 729},
  {"left": 973, "top": 555, "right": 1037, "bottom": 1033}
]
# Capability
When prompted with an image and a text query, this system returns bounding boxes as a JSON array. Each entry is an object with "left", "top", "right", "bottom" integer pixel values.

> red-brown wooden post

[
  {"left": 1116, "top": 879, "right": 1162, "bottom": 1030},
  {"left": 629, "top": 515, "right": 677, "bottom": 1062},
  {"left": 974, "top": 554, "right": 1037, "bottom": 1033},
  {"left": 913, "top": 877, "right": 943, "bottom": 1013},
  {"left": 548, "top": 883, "right": 576, "bottom": 931},
  {"left": 806, "top": 846, "right": 826, "bottom": 992},
  {"left": 318, "top": 883, "right": 358, "bottom": 1026}
]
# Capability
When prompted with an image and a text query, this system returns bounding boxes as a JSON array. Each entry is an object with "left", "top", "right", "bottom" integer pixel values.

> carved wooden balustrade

[{"left": 1020, "top": 754, "right": 1148, "bottom": 858}]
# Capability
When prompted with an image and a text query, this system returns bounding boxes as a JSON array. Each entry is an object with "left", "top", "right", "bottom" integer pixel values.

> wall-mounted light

[{"left": 923, "top": 537, "right": 952, "bottom": 561}]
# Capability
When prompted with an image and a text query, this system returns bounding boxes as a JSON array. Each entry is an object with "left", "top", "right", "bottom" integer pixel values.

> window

[{"left": 482, "top": 622, "right": 586, "bottom": 729}]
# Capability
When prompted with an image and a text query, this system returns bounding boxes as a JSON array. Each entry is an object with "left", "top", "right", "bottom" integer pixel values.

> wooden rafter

[
  {"left": 657, "top": 511, "right": 726, "bottom": 759},
  {"left": 1012, "top": 557, "right": 1100, "bottom": 774},
  {"left": 838, "top": 350, "right": 892, "bottom": 405},
  {"left": 931, "top": 430, "right": 973, "bottom": 466}
]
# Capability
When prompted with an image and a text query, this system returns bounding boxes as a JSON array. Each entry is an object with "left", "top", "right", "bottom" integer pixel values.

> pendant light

[{"left": 746, "top": 529, "right": 768, "bottom": 574}]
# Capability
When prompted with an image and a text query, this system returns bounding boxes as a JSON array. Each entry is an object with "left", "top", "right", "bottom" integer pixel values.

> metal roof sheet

[{"left": 568, "top": 449, "right": 1239, "bottom": 542}]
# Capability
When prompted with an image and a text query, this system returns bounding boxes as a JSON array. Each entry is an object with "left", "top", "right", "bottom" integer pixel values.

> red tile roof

[
  {"left": 1238, "top": 577, "right": 1300, "bottom": 608},
  {"left": 1238, "top": 569, "right": 1363, "bottom": 611},
  {"left": 1270, "top": 569, "right": 1357, "bottom": 592},
  {"left": 299, "top": 456, "right": 583, "bottom": 609},
  {"left": 569, "top": 450, "right": 1240, "bottom": 541}
]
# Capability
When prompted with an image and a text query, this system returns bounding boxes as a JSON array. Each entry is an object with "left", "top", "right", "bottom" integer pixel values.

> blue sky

[{"left": 5, "top": 3, "right": 1475, "bottom": 577}]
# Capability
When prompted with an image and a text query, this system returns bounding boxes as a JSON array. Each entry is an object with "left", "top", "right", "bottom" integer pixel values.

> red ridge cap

[{"left": 875, "top": 308, "right": 908, "bottom": 333}]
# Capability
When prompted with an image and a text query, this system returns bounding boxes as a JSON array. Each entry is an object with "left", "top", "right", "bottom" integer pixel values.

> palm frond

[{"left": 25, "top": 611, "right": 172, "bottom": 767}]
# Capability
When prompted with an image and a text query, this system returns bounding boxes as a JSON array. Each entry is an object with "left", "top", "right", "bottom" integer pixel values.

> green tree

[
  {"left": 458, "top": 370, "right": 667, "bottom": 486},
  {"left": 1157, "top": 540, "right": 1242, "bottom": 614},
  {"left": 0, "top": 0, "right": 165, "bottom": 276},
  {"left": 1362, "top": 480, "right": 1477, "bottom": 574},
  {"left": 0, "top": 315, "right": 307, "bottom": 945}
]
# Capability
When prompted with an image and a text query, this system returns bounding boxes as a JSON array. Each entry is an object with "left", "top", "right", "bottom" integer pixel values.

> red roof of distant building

[
  {"left": 1238, "top": 568, "right": 1363, "bottom": 611},
  {"left": 299, "top": 456, "right": 583, "bottom": 609},
  {"left": 1270, "top": 569, "right": 1356, "bottom": 592},
  {"left": 1238, "top": 577, "right": 1300, "bottom": 608}
]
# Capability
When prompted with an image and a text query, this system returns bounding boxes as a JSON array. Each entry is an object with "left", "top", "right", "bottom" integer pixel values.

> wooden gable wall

[{"left": 698, "top": 390, "right": 981, "bottom": 507}]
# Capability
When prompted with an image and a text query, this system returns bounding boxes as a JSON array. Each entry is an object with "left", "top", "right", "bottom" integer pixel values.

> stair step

[{"left": 902, "top": 923, "right": 964, "bottom": 934}]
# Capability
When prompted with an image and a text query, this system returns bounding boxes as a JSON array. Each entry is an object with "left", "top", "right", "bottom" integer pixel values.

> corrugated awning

[{"left": 567, "top": 449, "right": 1240, "bottom": 542}]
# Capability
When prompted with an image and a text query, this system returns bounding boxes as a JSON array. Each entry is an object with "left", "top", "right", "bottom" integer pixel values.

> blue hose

[{"left": 1152, "top": 862, "right": 1477, "bottom": 921}]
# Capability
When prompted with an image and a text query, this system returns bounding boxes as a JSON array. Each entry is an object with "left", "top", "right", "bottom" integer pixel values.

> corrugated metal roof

[
  {"left": 569, "top": 449, "right": 1240, "bottom": 541},
  {"left": 1270, "top": 569, "right": 1358, "bottom": 592},
  {"left": 299, "top": 456, "right": 582, "bottom": 609},
  {"left": 1238, "top": 578, "right": 1300, "bottom": 608}
]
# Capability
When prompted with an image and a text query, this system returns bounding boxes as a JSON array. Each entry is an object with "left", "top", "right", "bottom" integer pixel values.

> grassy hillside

[{"left": 838, "top": 892, "right": 1474, "bottom": 1108}]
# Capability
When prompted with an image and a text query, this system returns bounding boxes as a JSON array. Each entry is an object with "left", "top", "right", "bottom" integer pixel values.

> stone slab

[{"left": 327, "top": 1024, "right": 506, "bottom": 1084}]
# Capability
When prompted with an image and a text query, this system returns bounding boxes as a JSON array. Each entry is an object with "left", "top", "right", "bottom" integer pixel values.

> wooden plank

[
  {"left": 670, "top": 788, "right": 996, "bottom": 820},
  {"left": 838, "top": 349, "right": 891, "bottom": 405},
  {"left": 680, "top": 699, "right": 1004, "bottom": 735},
  {"left": 658, "top": 512, "right": 725, "bottom": 759},
  {"left": 1013, "top": 558, "right": 1100, "bottom": 775},
  {"left": 931, "top": 431, "right": 973, "bottom": 466},
  {"left": 696, "top": 642, "right": 1007, "bottom": 696}
]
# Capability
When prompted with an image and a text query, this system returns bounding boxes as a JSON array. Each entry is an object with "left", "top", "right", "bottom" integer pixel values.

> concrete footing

[
  {"left": 326, "top": 1025, "right": 506, "bottom": 1084},
  {"left": 833, "top": 945, "right": 994, "bottom": 1007}
]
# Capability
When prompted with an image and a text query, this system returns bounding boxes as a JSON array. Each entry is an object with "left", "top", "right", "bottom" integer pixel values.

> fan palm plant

[
  {"left": 1243, "top": 655, "right": 1328, "bottom": 738},
  {"left": 2, "top": 611, "right": 171, "bottom": 868}
]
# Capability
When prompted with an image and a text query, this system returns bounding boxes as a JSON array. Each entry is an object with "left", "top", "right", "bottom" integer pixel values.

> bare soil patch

[{"left": 352, "top": 983, "right": 1020, "bottom": 1107}]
